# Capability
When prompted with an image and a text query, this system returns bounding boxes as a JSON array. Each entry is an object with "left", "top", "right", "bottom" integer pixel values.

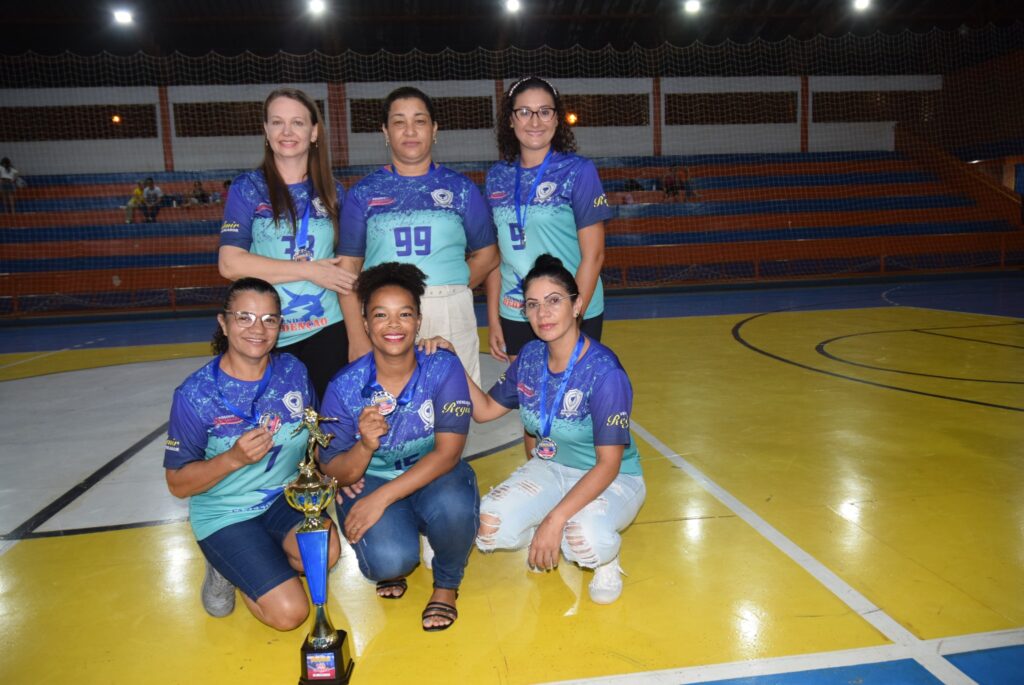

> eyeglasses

[
  {"left": 522, "top": 293, "right": 574, "bottom": 317},
  {"left": 224, "top": 310, "right": 283, "bottom": 328},
  {"left": 512, "top": 106, "right": 557, "bottom": 123}
]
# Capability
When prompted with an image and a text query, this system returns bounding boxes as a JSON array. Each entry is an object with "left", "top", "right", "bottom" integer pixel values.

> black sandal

[
  {"left": 375, "top": 578, "right": 407, "bottom": 599},
  {"left": 421, "top": 600, "right": 458, "bottom": 632}
]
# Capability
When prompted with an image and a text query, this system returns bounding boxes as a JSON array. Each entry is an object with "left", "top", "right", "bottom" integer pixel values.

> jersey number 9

[{"left": 394, "top": 225, "right": 431, "bottom": 256}]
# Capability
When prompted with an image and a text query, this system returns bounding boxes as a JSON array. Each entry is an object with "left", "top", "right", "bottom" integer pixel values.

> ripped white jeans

[{"left": 476, "top": 458, "right": 646, "bottom": 568}]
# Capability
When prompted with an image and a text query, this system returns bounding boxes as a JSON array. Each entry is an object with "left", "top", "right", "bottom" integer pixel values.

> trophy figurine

[{"left": 285, "top": 407, "right": 354, "bottom": 685}]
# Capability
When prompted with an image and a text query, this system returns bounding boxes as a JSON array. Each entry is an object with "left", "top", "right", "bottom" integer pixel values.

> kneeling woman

[
  {"left": 468, "top": 255, "right": 645, "bottom": 604},
  {"left": 164, "top": 277, "right": 341, "bottom": 629},
  {"left": 318, "top": 262, "right": 478, "bottom": 631}
]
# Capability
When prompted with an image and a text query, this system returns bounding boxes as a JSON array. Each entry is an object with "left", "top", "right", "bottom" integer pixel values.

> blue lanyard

[
  {"left": 361, "top": 350, "right": 423, "bottom": 408},
  {"left": 514, "top": 149, "right": 554, "bottom": 232},
  {"left": 537, "top": 334, "right": 585, "bottom": 439},
  {"left": 294, "top": 200, "right": 312, "bottom": 252},
  {"left": 212, "top": 355, "right": 274, "bottom": 426}
]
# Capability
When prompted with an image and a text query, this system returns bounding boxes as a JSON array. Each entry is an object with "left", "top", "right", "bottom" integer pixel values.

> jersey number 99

[{"left": 394, "top": 225, "right": 431, "bottom": 256}]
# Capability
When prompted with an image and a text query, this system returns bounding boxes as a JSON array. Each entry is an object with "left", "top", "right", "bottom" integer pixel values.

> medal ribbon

[
  {"left": 294, "top": 200, "right": 312, "bottom": 255},
  {"left": 361, "top": 350, "right": 423, "bottom": 408},
  {"left": 514, "top": 149, "right": 554, "bottom": 234},
  {"left": 212, "top": 355, "right": 274, "bottom": 426},
  {"left": 537, "top": 334, "right": 585, "bottom": 440}
]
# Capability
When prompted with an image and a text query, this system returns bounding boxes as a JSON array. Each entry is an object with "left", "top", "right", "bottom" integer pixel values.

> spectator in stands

[
  {"left": 125, "top": 181, "right": 144, "bottom": 223},
  {"left": 452, "top": 255, "right": 645, "bottom": 605},
  {"left": 210, "top": 179, "right": 231, "bottom": 205},
  {"left": 337, "top": 86, "right": 497, "bottom": 385},
  {"left": 0, "top": 157, "right": 21, "bottom": 213},
  {"left": 623, "top": 178, "right": 642, "bottom": 192},
  {"left": 141, "top": 177, "right": 163, "bottom": 222},
  {"left": 164, "top": 276, "right": 340, "bottom": 629},
  {"left": 661, "top": 167, "right": 680, "bottom": 200},
  {"left": 318, "top": 262, "right": 477, "bottom": 631},
  {"left": 218, "top": 87, "right": 356, "bottom": 399},
  {"left": 188, "top": 180, "right": 210, "bottom": 206},
  {"left": 485, "top": 76, "right": 611, "bottom": 365}
]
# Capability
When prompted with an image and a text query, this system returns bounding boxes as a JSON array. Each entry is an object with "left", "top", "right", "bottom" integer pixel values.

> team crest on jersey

[
  {"left": 282, "top": 390, "right": 304, "bottom": 419},
  {"left": 312, "top": 197, "right": 327, "bottom": 217},
  {"left": 561, "top": 389, "right": 583, "bottom": 417},
  {"left": 489, "top": 191, "right": 508, "bottom": 200},
  {"left": 536, "top": 182, "right": 558, "bottom": 202},
  {"left": 368, "top": 196, "right": 395, "bottom": 207},
  {"left": 517, "top": 381, "right": 535, "bottom": 398},
  {"left": 431, "top": 189, "right": 454, "bottom": 208},
  {"left": 418, "top": 399, "right": 434, "bottom": 430}
]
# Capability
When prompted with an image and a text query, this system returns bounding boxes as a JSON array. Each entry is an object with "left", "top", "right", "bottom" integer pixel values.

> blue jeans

[{"left": 337, "top": 459, "right": 479, "bottom": 590}]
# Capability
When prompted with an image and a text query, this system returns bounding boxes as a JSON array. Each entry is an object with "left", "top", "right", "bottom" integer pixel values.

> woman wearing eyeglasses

[
  {"left": 164, "top": 277, "right": 340, "bottom": 629},
  {"left": 485, "top": 77, "right": 613, "bottom": 366},
  {"left": 338, "top": 86, "right": 498, "bottom": 385},
  {"left": 463, "top": 254, "right": 645, "bottom": 605},
  {"left": 218, "top": 87, "right": 356, "bottom": 399}
]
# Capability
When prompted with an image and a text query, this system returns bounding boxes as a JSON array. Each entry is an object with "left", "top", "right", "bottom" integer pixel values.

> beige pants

[{"left": 419, "top": 284, "right": 481, "bottom": 386}]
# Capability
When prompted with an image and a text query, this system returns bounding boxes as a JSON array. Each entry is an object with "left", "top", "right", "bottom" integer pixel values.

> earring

[
  {"left": 433, "top": 137, "right": 438, "bottom": 145},
  {"left": 384, "top": 138, "right": 390, "bottom": 147}
]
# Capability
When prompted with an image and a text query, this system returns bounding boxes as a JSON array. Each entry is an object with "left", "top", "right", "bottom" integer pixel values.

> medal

[
  {"left": 370, "top": 389, "right": 397, "bottom": 416},
  {"left": 533, "top": 437, "right": 557, "bottom": 460},
  {"left": 291, "top": 199, "right": 312, "bottom": 261},
  {"left": 259, "top": 413, "right": 282, "bottom": 434},
  {"left": 534, "top": 334, "right": 586, "bottom": 461}
]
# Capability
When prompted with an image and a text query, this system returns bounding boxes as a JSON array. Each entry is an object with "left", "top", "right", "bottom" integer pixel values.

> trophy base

[{"left": 299, "top": 631, "right": 354, "bottom": 685}]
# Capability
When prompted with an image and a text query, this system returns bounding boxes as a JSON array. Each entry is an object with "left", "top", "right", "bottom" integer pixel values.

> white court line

[
  {"left": 554, "top": 420, "right": 981, "bottom": 685},
  {"left": 0, "top": 337, "right": 106, "bottom": 371}
]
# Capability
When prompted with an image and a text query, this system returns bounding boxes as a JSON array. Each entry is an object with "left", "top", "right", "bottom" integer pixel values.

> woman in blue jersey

[
  {"left": 164, "top": 277, "right": 341, "bottom": 629},
  {"left": 338, "top": 86, "right": 498, "bottom": 385},
  {"left": 218, "top": 87, "right": 357, "bottom": 398},
  {"left": 467, "top": 255, "right": 645, "bottom": 605},
  {"left": 319, "top": 262, "right": 478, "bottom": 632},
  {"left": 485, "top": 76, "right": 612, "bottom": 363}
]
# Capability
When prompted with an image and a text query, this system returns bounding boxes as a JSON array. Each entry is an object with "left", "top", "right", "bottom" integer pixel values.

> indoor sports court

[{"left": 3, "top": 2, "right": 1024, "bottom": 684}]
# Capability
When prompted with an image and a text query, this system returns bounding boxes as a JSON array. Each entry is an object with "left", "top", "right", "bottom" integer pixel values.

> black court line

[
  {"left": 1, "top": 422, "right": 170, "bottom": 541},
  {"left": 916, "top": 327, "right": 1024, "bottom": 350},
  {"left": 2, "top": 433, "right": 524, "bottom": 540},
  {"left": 815, "top": 326, "right": 1024, "bottom": 384},
  {"left": 733, "top": 312, "right": 1024, "bottom": 413}
]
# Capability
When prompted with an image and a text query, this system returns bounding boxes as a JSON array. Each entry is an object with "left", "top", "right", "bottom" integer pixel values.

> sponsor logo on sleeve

[
  {"left": 220, "top": 221, "right": 240, "bottom": 233},
  {"left": 606, "top": 411, "right": 630, "bottom": 429},
  {"left": 593, "top": 194, "right": 609, "bottom": 208},
  {"left": 441, "top": 400, "right": 472, "bottom": 417},
  {"left": 165, "top": 438, "right": 180, "bottom": 452}
]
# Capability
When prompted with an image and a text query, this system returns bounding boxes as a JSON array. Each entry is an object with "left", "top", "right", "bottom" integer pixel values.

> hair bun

[{"left": 534, "top": 254, "right": 564, "bottom": 270}]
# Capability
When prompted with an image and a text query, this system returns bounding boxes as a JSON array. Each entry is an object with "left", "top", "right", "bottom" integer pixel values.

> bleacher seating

[{"left": 1, "top": 152, "right": 1021, "bottom": 317}]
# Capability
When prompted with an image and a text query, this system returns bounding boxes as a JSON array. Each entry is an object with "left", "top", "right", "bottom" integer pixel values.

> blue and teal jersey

[
  {"left": 339, "top": 165, "right": 495, "bottom": 285},
  {"left": 219, "top": 170, "right": 346, "bottom": 347},
  {"left": 319, "top": 349, "right": 471, "bottom": 481},
  {"left": 163, "top": 353, "right": 316, "bottom": 541},
  {"left": 485, "top": 152, "right": 612, "bottom": 320},
  {"left": 489, "top": 338, "right": 642, "bottom": 476}
]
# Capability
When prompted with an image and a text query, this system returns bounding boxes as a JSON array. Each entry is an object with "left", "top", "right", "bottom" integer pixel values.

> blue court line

[{"left": 700, "top": 659, "right": 943, "bottom": 685}]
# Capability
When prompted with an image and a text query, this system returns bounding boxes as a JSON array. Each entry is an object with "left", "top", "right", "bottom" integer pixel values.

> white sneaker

[
  {"left": 421, "top": 535, "right": 435, "bottom": 570},
  {"left": 201, "top": 561, "right": 236, "bottom": 617},
  {"left": 588, "top": 558, "right": 625, "bottom": 604}
]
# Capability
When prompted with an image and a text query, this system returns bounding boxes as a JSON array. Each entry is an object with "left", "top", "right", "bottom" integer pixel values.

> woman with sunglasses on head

[
  {"left": 485, "top": 76, "right": 613, "bottom": 366},
  {"left": 337, "top": 86, "right": 498, "bottom": 385},
  {"left": 318, "top": 262, "right": 478, "bottom": 631},
  {"left": 164, "top": 277, "right": 341, "bottom": 629},
  {"left": 460, "top": 255, "right": 645, "bottom": 605},
  {"left": 218, "top": 87, "right": 356, "bottom": 399}
]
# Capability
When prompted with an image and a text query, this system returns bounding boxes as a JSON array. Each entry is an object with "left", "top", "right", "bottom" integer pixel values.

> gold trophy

[{"left": 285, "top": 407, "right": 354, "bottom": 685}]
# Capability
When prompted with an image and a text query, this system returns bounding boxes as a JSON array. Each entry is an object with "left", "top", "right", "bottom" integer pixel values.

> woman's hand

[
  {"left": 528, "top": 515, "right": 565, "bottom": 571},
  {"left": 488, "top": 325, "right": 509, "bottom": 363},
  {"left": 227, "top": 426, "right": 273, "bottom": 468},
  {"left": 337, "top": 477, "right": 366, "bottom": 501},
  {"left": 417, "top": 336, "right": 454, "bottom": 355},
  {"left": 343, "top": 491, "right": 389, "bottom": 544},
  {"left": 308, "top": 257, "right": 358, "bottom": 295},
  {"left": 356, "top": 405, "right": 388, "bottom": 452}
]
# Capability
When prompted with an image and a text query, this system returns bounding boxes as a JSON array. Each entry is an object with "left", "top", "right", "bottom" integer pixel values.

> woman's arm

[
  {"left": 574, "top": 221, "right": 605, "bottom": 317},
  {"left": 165, "top": 426, "right": 274, "bottom": 498},
  {"left": 340, "top": 431, "right": 467, "bottom": 543},
  {"left": 218, "top": 245, "right": 356, "bottom": 294},
  {"left": 466, "top": 373, "right": 512, "bottom": 423},
  {"left": 336, "top": 255, "right": 370, "bottom": 361},
  {"left": 466, "top": 244, "right": 500, "bottom": 289},
  {"left": 484, "top": 267, "right": 509, "bottom": 362},
  {"left": 527, "top": 445, "right": 623, "bottom": 571}
]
